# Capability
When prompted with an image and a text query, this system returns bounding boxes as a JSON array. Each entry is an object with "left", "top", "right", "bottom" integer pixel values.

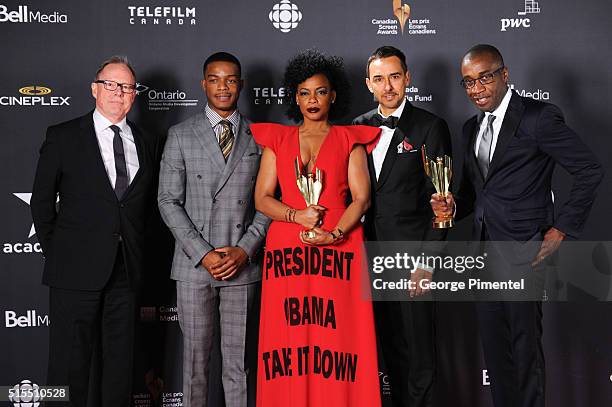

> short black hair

[
  {"left": 463, "top": 44, "right": 505, "bottom": 67},
  {"left": 283, "top": 49, "right": 350, "bottom": 121},
  {"left": 366, "top": 46, "right": 408, "bottom": 77},
  {"left": 202, "top": 52, "right": 242, "bottom": 77}
]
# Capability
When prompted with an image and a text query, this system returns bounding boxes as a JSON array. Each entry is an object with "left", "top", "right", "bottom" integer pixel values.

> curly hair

[{"left": 283, "top": 49, "right": 350, "bottom": 121}]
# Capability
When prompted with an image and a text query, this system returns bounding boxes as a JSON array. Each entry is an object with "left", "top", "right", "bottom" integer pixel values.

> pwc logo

[{"left": 500, "top": 0, "right": 541, "bottom": 32}]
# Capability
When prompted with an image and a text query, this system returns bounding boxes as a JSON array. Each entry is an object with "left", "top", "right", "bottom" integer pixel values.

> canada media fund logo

[{"left": 372, "top": 0, "right": 436, "bottom": 36}]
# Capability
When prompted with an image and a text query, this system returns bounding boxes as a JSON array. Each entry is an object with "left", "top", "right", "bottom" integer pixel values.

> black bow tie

[{"left": 371, "top": 114, "right": 399, "bottom": 129}]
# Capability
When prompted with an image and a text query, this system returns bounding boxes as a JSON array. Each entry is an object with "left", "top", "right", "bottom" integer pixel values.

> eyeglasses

[
  {"left": 94, "top": 79, "right": 137, "bottom": 94},
  {"left": 460, "top": 66, "right": 505, "bottom": 89}
]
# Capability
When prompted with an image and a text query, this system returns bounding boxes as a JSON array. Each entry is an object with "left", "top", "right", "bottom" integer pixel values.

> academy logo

[{"left": 3, "top": 193, "right": 42, "bottom": 255}]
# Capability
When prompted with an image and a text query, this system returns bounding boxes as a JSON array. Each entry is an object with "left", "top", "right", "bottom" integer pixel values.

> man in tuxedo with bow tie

[
  {"left": 158, "top": 52, "right": 269, "bottom": 407},
  {"left": 353, "top": 46, "right": 452, "bottom": 407},
  {"left": 31, "top": 56, "right": 159, "bottom": 406},
  {"left": 431, "top": 44, "right": 603, "bottom": 407}
]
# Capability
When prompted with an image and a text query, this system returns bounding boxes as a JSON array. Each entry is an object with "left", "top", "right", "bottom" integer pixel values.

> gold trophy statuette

[
  {"left": 421, "top": 145, "right": 454, "bottom": 228},
  {"left": 294, "top": 157, "right": 323, "bottom": 238}
]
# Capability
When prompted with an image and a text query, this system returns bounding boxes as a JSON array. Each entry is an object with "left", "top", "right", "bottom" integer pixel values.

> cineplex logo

[
  {"left": 0, "top": 86, "right": 71, "bottom": 107},
  {"left": 128, "top": 5, "right": 196, "bottom": 26},
  {"left": 4, "top": 310, "right": 50, "bottom": 328},
  {"left": 0, "top": 4, "right": 67, "bottom": 23}
]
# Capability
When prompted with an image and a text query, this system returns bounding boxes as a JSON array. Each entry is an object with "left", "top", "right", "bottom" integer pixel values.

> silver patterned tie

[
  {"left": 477, "top": 114, "right": 496, "bottom": 178},
  {"left": 218, "top": 120, "right": 234, "bottom": 161}
]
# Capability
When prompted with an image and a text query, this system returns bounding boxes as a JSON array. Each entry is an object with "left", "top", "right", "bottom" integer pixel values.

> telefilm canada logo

[
  {"left": 3, "top": 193, "right": 42, "bottom": 255},
  {"left": 268, "top": 0, "right": 302, "bottom": 33},
  {"left": 253, "top": 86, "right": 286, "bottom": 106},
  {"left": 127, "top": 5, "right": 196, "bottom": 26},
  {"left": 0, "top": 4, "right": 67, "bottom": 24},
  {"left": 500, "top": 0, "right": 541, "bottom": 31},
  {"left": 0, "top": 86, "right": 71, "bottom": 107},
  {"left": 371, "top": 0, "right": 436, "bottom": 36}
]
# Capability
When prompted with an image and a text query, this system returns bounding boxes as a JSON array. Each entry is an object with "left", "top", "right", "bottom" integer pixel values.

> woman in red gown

[{"left": 251, "top": 50, "right": 381, "bottom": 407}]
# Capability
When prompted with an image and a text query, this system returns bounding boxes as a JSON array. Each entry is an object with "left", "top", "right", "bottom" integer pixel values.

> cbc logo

[
  {"left": 18, "top": 86, "right": 52, "bottom": 96},
  {"left": 9, "top": 380, "right": 40, "bottom": 407},
  {"left": 268, "top": 0, "right": 302, "bottom": 33}
]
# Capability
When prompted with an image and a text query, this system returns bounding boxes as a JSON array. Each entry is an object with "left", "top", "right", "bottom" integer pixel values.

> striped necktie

[{"left": 218, "top": 120, "right": 234, "bottom": 161}]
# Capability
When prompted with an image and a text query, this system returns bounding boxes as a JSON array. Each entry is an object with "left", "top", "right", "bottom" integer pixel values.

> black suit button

[
  {"left": 120, "top": 204, "right": 125, "bottom": 208},
  {"left": 251, "top": 176, "right": 256, "bottom": 181},
  {"left": 197, "top": 174, "right": 202, "bottom": 179},
  {"left": 247, "top": 129, "right": 252, "bottom": 135},
  {"left": 238, "top": 200, "right": 244, "bottom": 205},
  {"left": 213, "top": 198, "right": 217, "bottom": 203},
  {"left": 236, "top": 224, "right": 242, "bottom": 229}
]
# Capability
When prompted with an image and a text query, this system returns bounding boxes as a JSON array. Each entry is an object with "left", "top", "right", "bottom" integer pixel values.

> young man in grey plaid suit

[{"left": 158, "top": 52, "right": 269, "bottom": 407}]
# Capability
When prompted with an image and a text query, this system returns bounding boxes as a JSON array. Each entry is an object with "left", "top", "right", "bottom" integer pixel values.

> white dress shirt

[
  {"left": 474, "top": 88, "right": 512, "bottom": 157},
  {"left": 371, "top": 98, "right": 407, "bottom": 180},
  {"left": 205, "top": 104, "right": 241, "bottom": 142},
  {"left": 92, "top": 109, "right": 139, "bottom": 187}
]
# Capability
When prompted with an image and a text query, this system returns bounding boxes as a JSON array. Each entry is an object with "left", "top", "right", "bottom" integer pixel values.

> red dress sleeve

[
  {"left": 250, "top": 123, "right": 288, "bottom": 154},
  {"left": 342, "top": 125, "right": 381, "bottom": 154}
]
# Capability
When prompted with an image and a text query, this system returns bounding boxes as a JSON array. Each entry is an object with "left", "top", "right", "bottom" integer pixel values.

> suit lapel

[
  {"left": 485, "top": 92, "right": 524, "bottom": 183},
  {"left": 466, "top": 114, "right": 484, "bottom": 182},
  {"left": 120, "top": 121, "right": 145, "bottom": 200},
  {"left": 192, "top": 112, "right": 226, "bottom": 172},
  {"left": 80, "top": 113, "right": 117, "bottom": 200},
  {"left": 376, "top": 102, "right": 413, "bottom": 190},
  {"left": 215, "top": 116, "right": 252, "bottom": 196}
]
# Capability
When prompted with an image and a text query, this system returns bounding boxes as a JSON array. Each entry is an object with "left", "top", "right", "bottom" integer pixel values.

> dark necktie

[
  {"left": 110, "top": 125, "right": 129, "bottom": 198},
  {"left": 371, "top": 114, "right": 398, "bottom": 129},
  {"left": 218, "top": 120, "right": 234, "bottom": 161},
  {"left": 477, "top": 114, "right": 496, "bottom": 178}
]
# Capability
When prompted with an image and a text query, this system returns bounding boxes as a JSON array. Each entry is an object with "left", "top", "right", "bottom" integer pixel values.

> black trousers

[
  {"left": 47, "top": 247, "right": 135, "bottom": 407},
  {"left": 374, "top": 300, "right": 436, "bottom": 407}
]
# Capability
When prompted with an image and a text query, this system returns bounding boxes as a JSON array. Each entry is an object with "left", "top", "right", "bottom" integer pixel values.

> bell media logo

[
  {"left": 127, "top": 5, "right": 196, "bottom": 26},
  {"left": 0, "top": 4, "right": 67, "bottom": 24},
  {"left": 500, "top": 0, "right": 541, "bottom": 31},
  {"left": 371, "top": 0, "right": 436, "bottom": 36},
  {"left": 0, "top": 86, "right": 71, "bottom": 107},
  {"left": 268, "top": 0, "right": 302, "bottom": 33},
  {"left": 4, "top": 310, "right": 50, "bottom": 328}
]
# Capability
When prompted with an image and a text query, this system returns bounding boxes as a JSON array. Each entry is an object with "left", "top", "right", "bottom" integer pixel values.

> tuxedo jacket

[
  {"left": 31, "top": 111, "right": 159, "bottom": 291},
  {"left": 157, "top": 112, "right": 269, "bottom": 286},
  {"left": 354, "top": 102, "right": 452, "bottom": 241},
  {"left": 455, "top": 91, "right": 604, "bottom": 242}
]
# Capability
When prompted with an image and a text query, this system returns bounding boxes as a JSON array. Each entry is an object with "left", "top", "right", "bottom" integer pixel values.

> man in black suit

[
  {"left": 354, "top": 46, "right": 452, "bottom": 407},
  {"left": 432, "top": 44, "right": 603, "bottom": 407},
  {"left": 31, "top": 56, "right": 158, "bottom": 407}
]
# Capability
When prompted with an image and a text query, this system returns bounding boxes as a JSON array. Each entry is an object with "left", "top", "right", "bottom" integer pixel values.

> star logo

[{"left": 13, "top": 193, "right": 36, "bottom": 238}]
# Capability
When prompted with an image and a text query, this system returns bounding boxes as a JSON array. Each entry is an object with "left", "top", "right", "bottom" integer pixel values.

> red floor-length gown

[{"left": 250, "top": 123, "right": 381, "bottom": 407}]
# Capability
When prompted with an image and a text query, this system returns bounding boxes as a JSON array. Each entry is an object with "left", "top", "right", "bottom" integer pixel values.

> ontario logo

[
  {"left": 0, "top": 4, "right": 68, "bottom": 24},
  {"left": 500, "top": 0, "right": 541, "bottom": 31},
  {"left": 0, "top": 86, "right": 70, "bottom": 107},
  {"left": 268, "top": 0, "right": 302, "bottom": 33},
  {"left": 143, "top": 85, "right": 199, "bottom": 111},
  {"left": 371, "top": 0, "right": 436, "bottom": 36}
]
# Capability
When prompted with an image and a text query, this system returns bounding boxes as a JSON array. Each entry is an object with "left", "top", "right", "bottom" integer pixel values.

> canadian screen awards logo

[
  {"left": 0, "top": 4, "right": 67, "bottom": 24},
  {"left": 268, "top": 0, "right": 302, "bottom": 33},
  {"left": 500, "top": 0, "right": 541, "bottom": 31},
  {"left": 0, "top": 86, "right": 71, "bottom": 107},
  {"left": 371, "top": 0, "right": 436, "bottom": 36},
  {"left": 127, "top": 5, "right": 196, "bottom": 26}
]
